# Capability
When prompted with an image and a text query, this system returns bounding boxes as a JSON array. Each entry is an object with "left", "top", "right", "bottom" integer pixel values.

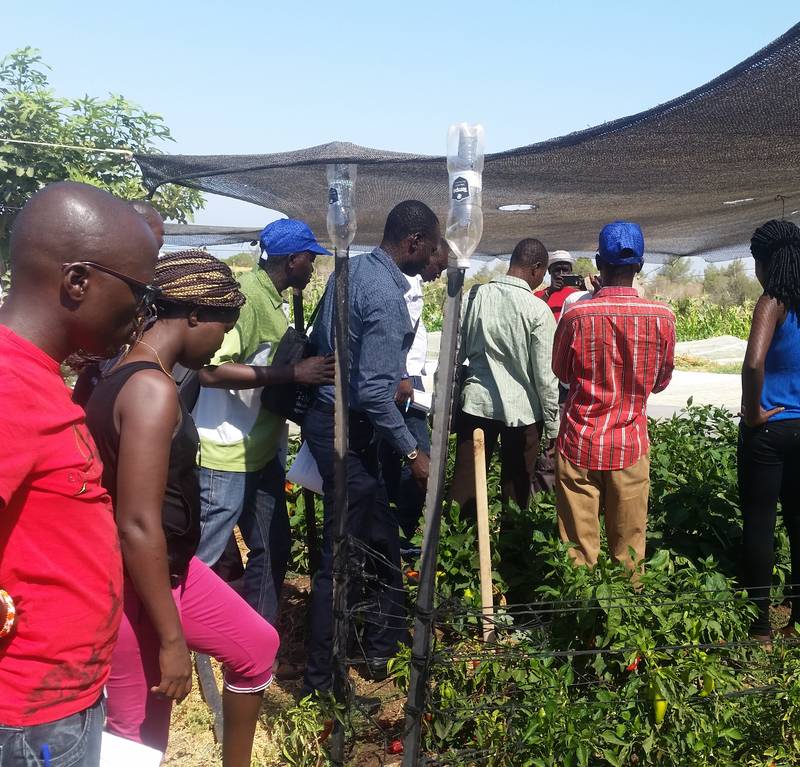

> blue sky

[{"left": 4, "top": 0, "right": 799, "bottom": 233}]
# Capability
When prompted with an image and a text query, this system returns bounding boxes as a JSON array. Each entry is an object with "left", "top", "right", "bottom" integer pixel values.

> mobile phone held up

[{"left": 563, "top": 274, "right": 586, "bottom": 289}]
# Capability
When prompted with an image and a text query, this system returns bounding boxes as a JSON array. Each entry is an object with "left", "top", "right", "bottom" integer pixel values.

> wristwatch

[{"left": 406, "top": 448, "right": 419, "bottom": 462}]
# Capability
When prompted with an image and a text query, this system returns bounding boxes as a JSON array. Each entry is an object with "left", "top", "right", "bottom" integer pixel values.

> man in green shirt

[
  {"left": 451, "top": 238, "right": 559, "bottom": 521},
  {"left": 194, "top": 219, "right": 334, "bottom": 626}
]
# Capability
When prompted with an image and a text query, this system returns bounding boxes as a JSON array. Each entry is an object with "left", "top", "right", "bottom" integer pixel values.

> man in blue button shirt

[{"left": 302, "top": 200, "right": 441, "bottom": 695}]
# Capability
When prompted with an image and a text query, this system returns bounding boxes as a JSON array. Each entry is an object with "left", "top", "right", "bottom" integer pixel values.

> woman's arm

[
  {"left": 114, "top": 369, "right": 192, "bottom": 702},
  {"left": 741, "top": 294, "right": 786, "bottom": 427},
  {"left": 197, "top": 355, "right": 334, "bottom": 389}
]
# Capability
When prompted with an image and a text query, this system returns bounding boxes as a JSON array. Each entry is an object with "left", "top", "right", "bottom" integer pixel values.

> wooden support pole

[
  {"left": 472, "top": 428, "right": 495, "bottom": 643},
  {"left": 402, "top": 266, "right": 465, "bottom": 766},
  {"left": 325, "top": 162, "right": 357, "bottom": 766},
  {"left": 194, "top": 654, "right": 224, "bottom": 744},
  {"left": 329, "top": 245, "right": 350, "bottom": 766}
]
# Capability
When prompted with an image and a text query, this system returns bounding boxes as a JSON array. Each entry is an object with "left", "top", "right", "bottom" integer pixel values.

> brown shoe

[
  {"left": 779, "top": 623, "right": 799, "bottom": 640},
  {"left": 750, "top": 632, "right": 773, "bottom": 652}
]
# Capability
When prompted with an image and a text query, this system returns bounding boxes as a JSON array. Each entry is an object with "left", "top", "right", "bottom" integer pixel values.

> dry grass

[
  {"left": 674, "top": 354, "right": 741, "bottom": 375},
  {"left": 163, "top": 567, "right": 311, "bottom": 766},
  {"left": 162, "top": 569, "right": 410, "bottom": 766},
  {"left": 163, "top": 635, "right": 290, "bottom": 767}
]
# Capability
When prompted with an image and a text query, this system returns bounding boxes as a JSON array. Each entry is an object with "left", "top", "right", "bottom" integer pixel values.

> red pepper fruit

[{"left": 387, "top": 739, "right": 404, "bottom": 754}]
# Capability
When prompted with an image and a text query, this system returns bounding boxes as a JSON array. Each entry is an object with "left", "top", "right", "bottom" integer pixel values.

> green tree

[
  {"left": 703, "top": 260, "right": 762, "bottom": 306},
  {"left": 574, "top": 257, "right": 597, "bottom": 278},
  {"left": 660, "top": 256, "right": 692, "bottom": 283},
  {"left": 0, "top": 47, "right": 203, "bottom": 272},
  {"left": 224, "top": 251, "right": 258, "bottom": 270},
  {"left": 645, "top": 256, "right": 697, "bottom": 299}
]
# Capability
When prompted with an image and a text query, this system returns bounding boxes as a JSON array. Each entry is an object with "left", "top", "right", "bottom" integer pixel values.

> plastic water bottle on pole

[
  {"left": 327, "top": 164, "right": 358, "bottom": 253},
  {"left": 446, "top": 123, "right": 485, "bottom": 268},
  {"left": 402, "top": 124, "right": 484, "bottom": 766},
  {"left": 325, "top": 162, "right": 357, "bottom": 767}
]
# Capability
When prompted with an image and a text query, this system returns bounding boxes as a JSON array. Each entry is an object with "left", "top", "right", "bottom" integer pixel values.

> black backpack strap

[
  {"left": 464, "top": 283, "right": 481, "bottom": 318},
  {"left": 172, "top": 363, "right": 201, "bottom": 412},
  {"left": 306, "top": 286, "right": 328, "bottom": 330}
]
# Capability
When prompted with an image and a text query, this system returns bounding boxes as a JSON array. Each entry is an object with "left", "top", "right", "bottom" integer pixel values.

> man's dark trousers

[
  {"left": 379, "top": 377, "right": 430, "bottom": 548},
  {"left": 302, "top": 401, "right": 406, "bottom": 694},
  {"left": 450, "top": 410, "right": 542, "bottom": 521}
]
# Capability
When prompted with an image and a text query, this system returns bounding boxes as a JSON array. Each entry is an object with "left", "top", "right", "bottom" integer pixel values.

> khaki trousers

[{"left": 555, "top": 452, "right": 650, "bottom": 571}]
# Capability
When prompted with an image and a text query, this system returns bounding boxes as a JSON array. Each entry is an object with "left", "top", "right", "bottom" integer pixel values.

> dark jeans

[
  {"left": 197, "top": 457, "right": 290, "bottom": 626},
  {"left": 0, "top": 697, "right": 104, "bottom": 767},
  {"left": 302, "top": 403, "right": 405, "bottom": 694},
  {"left": 532, "top": 398, "right": 566, "bottom": 494},
  {"left": 738, "top": 418, "right": 800, "bottom": 635},
  {"left": 378, "top": 379, "right": 431, "bottom": 548},
  {"left": 450, "top": 411, "right": 542, "bottom": 521}
]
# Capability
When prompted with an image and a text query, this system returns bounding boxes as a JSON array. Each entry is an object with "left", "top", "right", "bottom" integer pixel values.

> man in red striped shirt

[{"left": 552, "top": 221, "right": 676, "bottom": 572}]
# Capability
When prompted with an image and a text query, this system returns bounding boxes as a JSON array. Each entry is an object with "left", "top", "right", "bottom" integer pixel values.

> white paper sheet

[
  {"left": 286, "top": 441, "right": 324, "bottom": 495},
  {"left": 100, "top": 731, "right": 163, "bottom": 767},
  {"left": 410, "top": 388, "right": 432, "bottom": 413}
]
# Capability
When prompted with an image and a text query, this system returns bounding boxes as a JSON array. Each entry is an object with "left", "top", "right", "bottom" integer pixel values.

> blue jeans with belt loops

[
  {"left": 196, "top": 457, "right": 290, "bottom": 626},
  {"left": 0, "top": 697, "right": 104, "bottom": 767}
]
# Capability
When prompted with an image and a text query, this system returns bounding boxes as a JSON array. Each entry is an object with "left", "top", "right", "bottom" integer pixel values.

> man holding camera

[
  {"left": 531, "top": 249, "right": 585, "bottom": 491},
  {"left": 534, "top": 250, "right": 584, "bottom": 321}
]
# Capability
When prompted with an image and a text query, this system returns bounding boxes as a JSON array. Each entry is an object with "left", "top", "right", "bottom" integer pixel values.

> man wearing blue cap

[
  {"left": 552, "top": 222, "right": 676, "bottom": 574},
  {"left": 193, "top": 219, "right": 334, "bottom": 627}
]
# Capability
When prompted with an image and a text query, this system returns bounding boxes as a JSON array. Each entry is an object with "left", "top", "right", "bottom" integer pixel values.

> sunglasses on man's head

[{"left": 62, "top": 261, "right": 161, "bottom": 312}]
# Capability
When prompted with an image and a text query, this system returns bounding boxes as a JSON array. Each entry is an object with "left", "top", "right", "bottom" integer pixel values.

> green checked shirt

[
  {"left": 193, "top": 267, "right": 288, "bottom": 473},
  {"left": 459, "top": 275, "right": 560, "bottom": 438}
]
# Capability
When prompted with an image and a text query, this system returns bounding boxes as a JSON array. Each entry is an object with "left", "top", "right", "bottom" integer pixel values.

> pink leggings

[{"left": 105, "top": 556, "right": 280, "bottom": 751}]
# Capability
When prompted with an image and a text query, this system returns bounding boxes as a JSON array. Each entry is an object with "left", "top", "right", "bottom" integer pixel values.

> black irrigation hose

[
  {"left": 428, "top": 684, "right": 785, "bottom": 716},
  {"left": 429, "top": 636, "right": 800, "bottom": 663},
  {"left": 417, "top": 664, "right": 788, "bottom": 702}
]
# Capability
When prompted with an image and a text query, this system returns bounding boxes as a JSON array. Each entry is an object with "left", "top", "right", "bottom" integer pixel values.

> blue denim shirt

[{"left": 311, "top": 248, "right": 417, "bottom": 454}]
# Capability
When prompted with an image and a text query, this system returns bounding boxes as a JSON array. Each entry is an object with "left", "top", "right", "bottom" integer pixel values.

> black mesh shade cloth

[
  {"left": 162, "top": 224, "right": 261, "bottom": 247},
  {"left": 139, "top": 23, "right": 800, "bottom": 260}
]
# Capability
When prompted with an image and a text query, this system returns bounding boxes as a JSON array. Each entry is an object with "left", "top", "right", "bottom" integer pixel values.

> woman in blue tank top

[{"left": 739, "top": 219, "right": 800, "bottom": 641}]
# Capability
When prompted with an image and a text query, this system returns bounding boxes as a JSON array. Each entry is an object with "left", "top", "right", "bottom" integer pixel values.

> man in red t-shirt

[
  {"left": 532, "top": 250, "right": 584, "bottom": 492},
  {"left": 552, "top": 222, "right": 675, "bottom": 574},
  {"left": 534, "top": 250, "right": 581, "bottom": 322},
  {"left": 0, "top": 182, "right": 159, "bottom": 766}
]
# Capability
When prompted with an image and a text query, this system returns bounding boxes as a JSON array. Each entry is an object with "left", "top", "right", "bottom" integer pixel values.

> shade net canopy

[
  {"left": 162, "top": 224, "right": 262, "bottom": 247},
  {"left": 138, "top": 23, "right": 800, "bottom": 262}
]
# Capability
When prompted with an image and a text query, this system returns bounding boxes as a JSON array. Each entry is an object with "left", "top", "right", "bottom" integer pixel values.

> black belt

[
  {"left": 311, "top": 400, "right": 371, "bottom": 426},
  {"left": 313, "top": 400, "right": 335, "bottom": 415}
]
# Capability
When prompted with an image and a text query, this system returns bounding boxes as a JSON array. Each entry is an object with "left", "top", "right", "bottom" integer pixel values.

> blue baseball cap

[
  {"left": 597, "top": 221, "right": 645, "bottom": 266},
  {"left": 258, "top": 219, "right": 331, "bottom": 260}
]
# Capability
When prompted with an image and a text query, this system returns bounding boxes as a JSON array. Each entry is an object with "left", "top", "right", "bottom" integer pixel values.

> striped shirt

[
  {"left": 459, "top": 275, "right": 560, "bottom": 436},
  {"left": 552, "top": 287, "right": 676, "bottom": 470}
]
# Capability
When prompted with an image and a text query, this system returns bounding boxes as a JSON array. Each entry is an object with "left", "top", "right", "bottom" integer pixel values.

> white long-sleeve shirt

[{"left": 404, "top": 274, "right": 427, "bottom": 377}]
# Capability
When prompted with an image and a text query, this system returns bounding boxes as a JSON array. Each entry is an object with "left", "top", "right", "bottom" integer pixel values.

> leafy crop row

[{"left": 280, "top": 405, "right": 798, "bottom": 765}]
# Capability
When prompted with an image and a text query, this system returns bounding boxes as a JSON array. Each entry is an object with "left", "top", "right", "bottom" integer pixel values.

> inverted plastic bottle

[
  {"left": 446, "top": 123, "right": 485, "bottom": 268},
  {"left": 326, "top": 163, "right": 358, "bottom": 252}
]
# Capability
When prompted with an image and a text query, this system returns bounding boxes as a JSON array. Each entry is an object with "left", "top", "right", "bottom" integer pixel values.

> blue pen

[
  {"left": 41, "top": 744, "right": 51, "bottom": 767},
  {"left": 404, "top": 398, "right": 411, "bottom": 414}
]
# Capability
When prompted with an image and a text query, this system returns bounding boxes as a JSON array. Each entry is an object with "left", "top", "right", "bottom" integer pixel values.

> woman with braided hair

[
  {"left": 85, "top": 250, "right": 279, "bottom": 765},
  {"left": 739, "top": 219, "right": 800, "bottom": 642}
]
